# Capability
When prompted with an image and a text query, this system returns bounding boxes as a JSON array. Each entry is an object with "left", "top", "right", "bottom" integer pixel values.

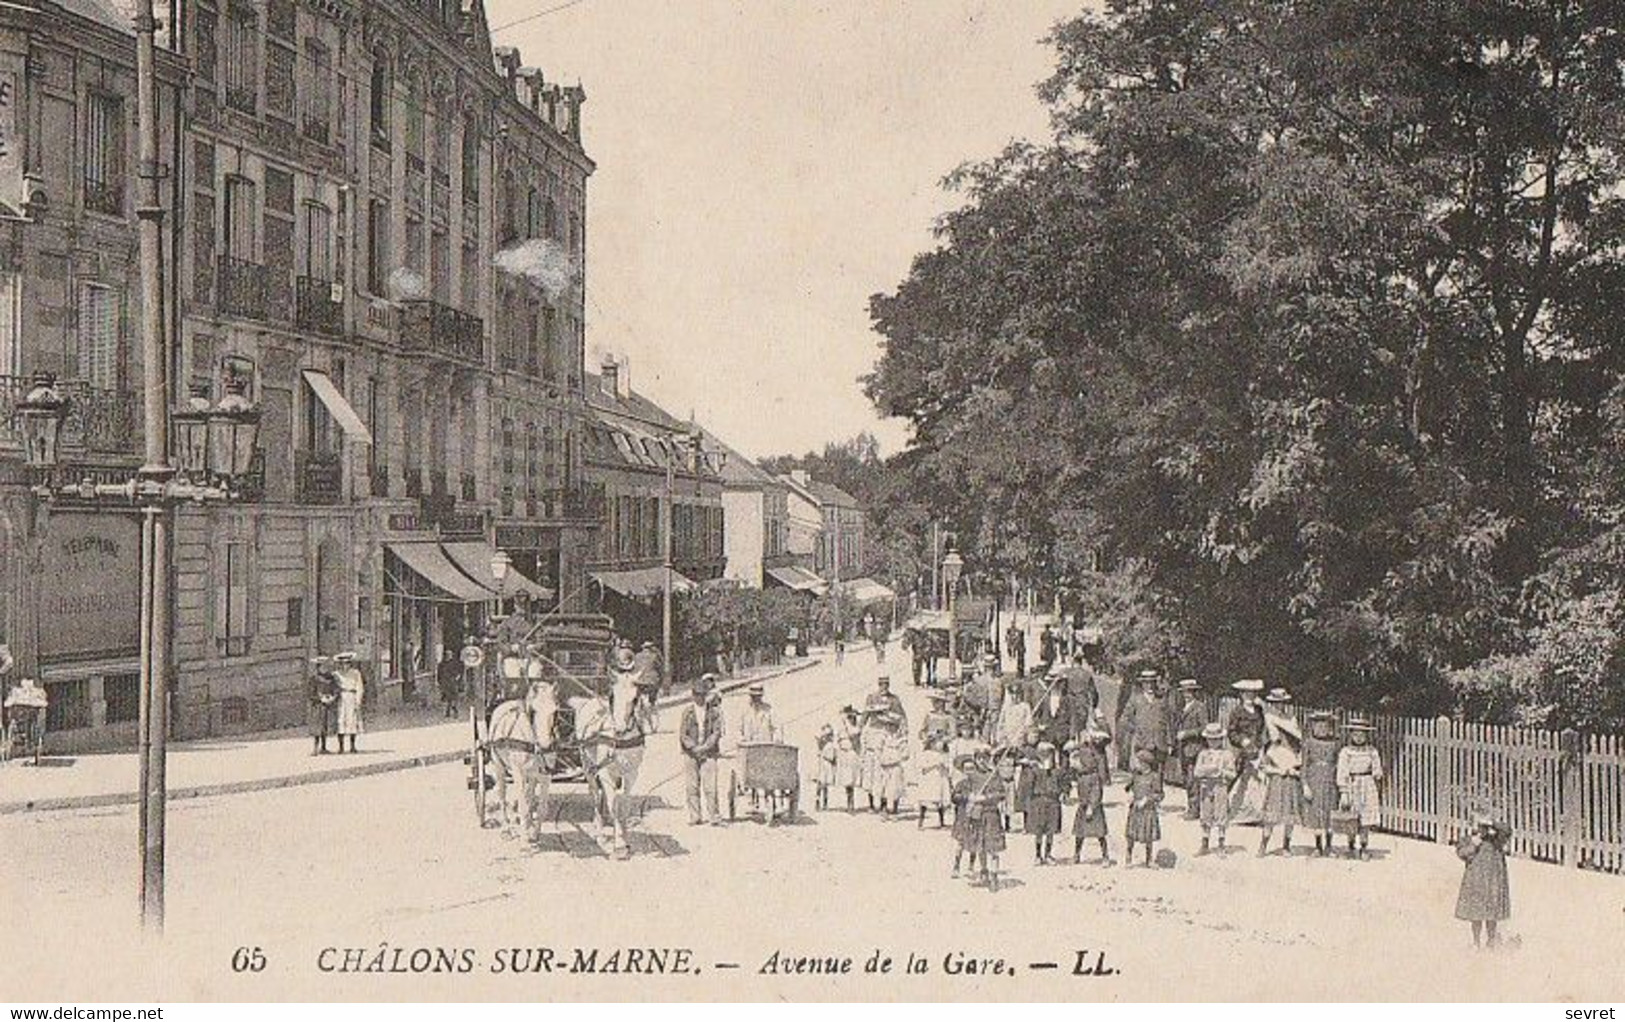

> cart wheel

[
  {"left": 473, "top": 746, "right": 489, "bottom": 826},
  {"left": 727, "top": 770, "right": 737, "bottom": 821}
]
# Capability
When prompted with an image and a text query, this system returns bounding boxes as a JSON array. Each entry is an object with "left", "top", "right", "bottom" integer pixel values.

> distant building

[
  {"left": 702, "top": 430, "right": 811, "bottom": 591},
  {"left": 806, "top": 478, "right": 864, "bottom": 583},
  {"left": 583, "top": 358, "right": 724, "bottom": 643},
  {"left": 779, "top": 469, "right": 824, "bottom": 572}
]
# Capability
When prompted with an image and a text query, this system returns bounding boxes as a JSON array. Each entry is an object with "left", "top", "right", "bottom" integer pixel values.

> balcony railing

[
  {"left": 219, "top": 256, "right": 270, "bottom": 320},
  {"left": 398, "top": 299, "right": 484, "bottom": 365},
  {"left": 296, "top": 276, "right": 344, "bottom": 336},
  {"left": 460, "top": 472, "right": 477, "bottom": 502},
  {"left": 369, "top": 460, "right": 390, "bottom": 498},
  {"left": 0, "top": 375, "right": 141, "bottom": 457},
  {"left": 429, "top": 468, "right": 448, "bottom": 497},
  {"left": 403, "top": 465, "right": 424, "bottom": 499},
  {"left": 84, "top": 177, "right": 122, "bottom": 217},
  {"left": 295, "top": 449, "right": 342, "bottom": 505}
]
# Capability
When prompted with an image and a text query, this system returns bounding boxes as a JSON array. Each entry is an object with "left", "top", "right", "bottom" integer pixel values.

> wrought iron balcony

[
  {"left": 0, "top": 375, "right": 141, "bottom": 458},
  {"left": 295, "top": 449, "right": 342, "bottom": 504},
  {"left": 218, "top": 256, "right": 270, "bottom": 320},
  {"left": 398, "top": 299, "right": 484, "bottom": 365},
  {"left": 296, "top": 276, "right": 344, "bottom": 336}
]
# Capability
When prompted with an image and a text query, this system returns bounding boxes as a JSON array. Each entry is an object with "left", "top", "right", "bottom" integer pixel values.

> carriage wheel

[
  {"left": 472, "top": 744, "right": 489, "bottom": 826},
  {"left": 727, "top": 770, "right": 738, "bottom": 821}
]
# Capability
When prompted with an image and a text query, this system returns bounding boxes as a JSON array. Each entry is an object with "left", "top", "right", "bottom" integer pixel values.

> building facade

[
  {"left": 582, "top": 359, "right": 724, "bottom": 644},
  {"left": 1, "top": 0, "right": 600, "bottom": 751},
  {"left": 706, "top": 430, "right": 793, "bottom": 590},
  {"left": 808, "top": 478, "right": 864, "bottom": 582},
  {"left": 0, "top": 0, "right": 186, "bottom": 749}
]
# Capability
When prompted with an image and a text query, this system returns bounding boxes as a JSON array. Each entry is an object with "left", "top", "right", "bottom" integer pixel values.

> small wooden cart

[{"left": 728, "top": 741, "right": 801, "bottom": 824}]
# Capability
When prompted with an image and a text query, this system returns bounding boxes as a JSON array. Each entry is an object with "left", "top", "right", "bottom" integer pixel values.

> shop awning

[
  {"left": 836, "top": 577, "right": 896, "bottom": 604},
  {"left": 766, "top": 565, "right": 828, "bottom": 593},
  {"left": 301, "top": 370, "right": 373, "bottom": 444},
  {"left": 590, "top": 566, "right": 695, "bottom": 599},
  {"left": 443, "top": 541, "right": 554, "bottom": 602},
  {"left": 386, "top": 541, "right": 494, "bottom": 603}
]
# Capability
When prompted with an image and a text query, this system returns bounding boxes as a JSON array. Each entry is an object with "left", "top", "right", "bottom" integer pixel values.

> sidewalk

[{"left": 0, "top": 656, "right": 820, "bottom": 815}]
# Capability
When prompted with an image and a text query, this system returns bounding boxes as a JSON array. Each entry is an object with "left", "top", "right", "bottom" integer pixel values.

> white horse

[
  {"left": 486, "top": 678, "right": 560, "bottom": 843},
  {"left": 571, "top": 668, "right": 653, "bottom": 860}
]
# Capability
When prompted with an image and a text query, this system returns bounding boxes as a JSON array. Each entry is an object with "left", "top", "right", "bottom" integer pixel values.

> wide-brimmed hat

[
  {"left": 1345, "top": 716, "right": 1376, "bottom": 733},
  {"left": 1136, "top": 668, "right": 1160, "bottom": 683},
  {"left": 694, "top": 674, "right": 716, "bottom": 692},
  {"left": 1201, "top": 722, "right": 1227, "bottom": 741},
  {"left": 928, "top": 692, "right": 949, "bottom": 704},
  {"left": 1233, "top": 678, "right": 1265, "bottom": 692},
  {"left": 841, "top": 704, "right": 858, "bottom": 717},
  {"left": 876, "top": 675, "right": 892, "bottom": 686},
  {"left": 333, "top": 651, "right": 357, "bottom": 663},
  {"left": 1036, "top": 740, "right": 1057, "bottom": 754},
  {"left": 1062, "top": 739, "right": 1080, "bottom": 753},
  {"left": 1177, "top": 678, "right": 1200, "bottom": 692},
  {"left": 747, "top": 683, "right": 765, "bottom": 696},
  {"left": 1082, "top": 726, "right": 1111, "bottom": 744},
  {"left": 1308, "top": 710, "right": 1335, "bottom": 722},
  {"left": 1264, "top": 687, "right": 1292, "bottom": 703},
  {"left": 954, "top": 753, "right": 978, "bottom": 770}
]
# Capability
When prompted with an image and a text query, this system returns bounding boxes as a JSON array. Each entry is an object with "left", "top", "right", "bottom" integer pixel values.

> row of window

[{"left": 599, "top": 495, "right": 724, "bottom": 564}]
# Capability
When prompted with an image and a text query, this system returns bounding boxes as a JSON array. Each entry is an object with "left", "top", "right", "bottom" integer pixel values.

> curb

[{"left": 0, "top": 657, "right": 821, "bottom": 816}]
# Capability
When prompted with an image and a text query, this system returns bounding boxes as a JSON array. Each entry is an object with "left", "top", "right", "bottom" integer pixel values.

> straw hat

[
  {"left": 1233, "top": 678, "right": 1265, "bottom": 692},
  {"left": 1177, "top": 678, "right": 1200, "bottom": 692},
  {"left": 1265, "top": 687, "right": 1292, "bottom": 703},
  {"left": 1201, "top": 722, "right": 1227, "bottom": 741},
  {"left": 1345, "top": 716, "right": 1376, "bottom": 733}
]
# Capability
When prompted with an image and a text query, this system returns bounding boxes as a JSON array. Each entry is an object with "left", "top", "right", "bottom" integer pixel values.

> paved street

[{"left": 4, "top": 639, "right": 1622, "bottom": 1001}]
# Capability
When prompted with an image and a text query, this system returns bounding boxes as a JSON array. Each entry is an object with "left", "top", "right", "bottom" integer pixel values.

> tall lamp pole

[
  {"left": 662, "top": 443, "right": 675, "bottom": 691},
  {"left": 941, "top": 549, "right": 963, "bottom": 682}
]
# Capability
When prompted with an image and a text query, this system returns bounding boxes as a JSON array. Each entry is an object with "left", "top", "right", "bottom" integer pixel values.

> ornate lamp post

[
  {"left": 941, "top": 548, "right": 963, "bottom": 681},
  {"left": 17, "top": 373, "right": 68, "bottom": 472}
]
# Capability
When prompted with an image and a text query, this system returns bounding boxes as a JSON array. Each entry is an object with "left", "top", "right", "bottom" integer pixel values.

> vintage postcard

[{"left": 2, "top": 0, "right": 1624, "bottom": 1005}]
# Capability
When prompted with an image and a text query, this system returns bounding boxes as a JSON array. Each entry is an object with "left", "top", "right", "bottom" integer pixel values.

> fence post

[
  {"left": 1559, "top": 728, "right": 1583, "bottom": 870},
  {"left": 1433, "top": 716, "right": 1450, "bottom": 844}
]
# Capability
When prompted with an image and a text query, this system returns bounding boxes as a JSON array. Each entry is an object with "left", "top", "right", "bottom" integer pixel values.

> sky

[{"left": 485, "top": 0, "right": 1091, "bottom": 460}]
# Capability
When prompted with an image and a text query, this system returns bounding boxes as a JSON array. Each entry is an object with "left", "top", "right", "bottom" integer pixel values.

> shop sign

[{"left": 39, "top": 513, "right": 140, "bottom": 661}]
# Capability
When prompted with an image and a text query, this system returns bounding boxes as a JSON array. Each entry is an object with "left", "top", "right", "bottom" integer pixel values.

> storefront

[{"left": 34, "top": 510, "right": 143, "bottom": 750}]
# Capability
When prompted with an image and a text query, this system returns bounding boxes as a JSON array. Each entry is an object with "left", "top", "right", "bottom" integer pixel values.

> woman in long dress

[{"left": 333, "top": 653, "right": 365, "bottom": 753}]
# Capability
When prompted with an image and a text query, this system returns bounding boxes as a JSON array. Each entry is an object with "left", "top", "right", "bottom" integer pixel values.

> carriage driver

[{"left": 738, "top": 683, "right": 778, "bottom": 745}]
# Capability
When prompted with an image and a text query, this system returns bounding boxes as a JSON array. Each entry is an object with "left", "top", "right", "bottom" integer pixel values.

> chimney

[
  {"left": 494, "top": 47, "right": 521, "bottom": 84},
  {"left": 601, "top": 356, "right": 619, "bottom": 398}
]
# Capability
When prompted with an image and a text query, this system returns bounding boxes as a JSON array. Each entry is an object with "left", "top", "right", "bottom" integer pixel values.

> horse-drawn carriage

[
  {"left": 727, "top": 741, "right": 800, "bottom": 824},
  {"left": 467, "top": 613, "right": 654, "bottom": 858}
]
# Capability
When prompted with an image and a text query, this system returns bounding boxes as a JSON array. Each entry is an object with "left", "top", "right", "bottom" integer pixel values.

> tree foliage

[{"left": 866, "top": 0, "right": 1625, "bottom": 727}]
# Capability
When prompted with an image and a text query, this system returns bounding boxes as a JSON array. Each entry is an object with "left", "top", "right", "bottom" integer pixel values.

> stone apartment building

[
  {"left": 582, "top": 358, "right": 724, "bottom": 644},
  {"left": 0, "top": 0, "right": 600, "bottom": 750},
  {"left": 0, "top": 0, "right": 185, "bottom": 749}
]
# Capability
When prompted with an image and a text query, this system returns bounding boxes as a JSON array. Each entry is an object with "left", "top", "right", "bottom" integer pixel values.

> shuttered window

[
  {"left": 217, "top": 540, "right": 254, "bottom": 656},
  {"left": 83, "top": 93, "right": 124, "bottom": 216},
  {"left": 223, "top": 4, "right": 258, "bottom": 114},
  {"left": 76, "top": 283, "right": 120, "bottom": 389},
  {"left": 302, "top": 202, "right": 332, "bottom": 282},
  {"left": 224, "top": 176, "right": 257, "bottom": 261}
]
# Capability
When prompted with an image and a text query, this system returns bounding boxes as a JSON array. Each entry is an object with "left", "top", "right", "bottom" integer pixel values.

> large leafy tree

[{"left": 867, "top": 0, "right": 1625, "bottom": 722}]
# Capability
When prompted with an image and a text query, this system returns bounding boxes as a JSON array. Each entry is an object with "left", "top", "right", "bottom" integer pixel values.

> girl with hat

[
  {"left": 1257, "top": 688, "right": 1302, "bottom": 856},
  {"left": 1124, "top": 747, "right": 1164, "bottom": 867},
  {"left": 1455, "top": 806, "right": 1512, "bottom": 948},
  {"left": 1336, "top": 717, "right": 1384, "bottom": 859},
  {"left": 814, "top": 724, "right": 838, "bottom": 811},
  {"left": 1191, "top": 722, "right": 1238, "bottom": 854},
  {"left": 968, "top": 747, "right": 1008, "bottom": 888},
  {"left": 1069, "top": 731, "right": 1113, "bottom": 865},
  {"left": 834, "top": 706, "right": 863, "bottom": 813},
  {"left": 915, "top": 732, "right": 954, "bottom": 829},
  {"left": 950, "top": 752, "right": 980, "bottom": 878},
  {"left": 1302, "top": 711, "right": 1343, "bottom": 856},
  {"left": 1021, "top": 741, "right": 1067, "bottom": 865},
  {"left": 876, "top": 714, "right": 911, "bottom": 817}
]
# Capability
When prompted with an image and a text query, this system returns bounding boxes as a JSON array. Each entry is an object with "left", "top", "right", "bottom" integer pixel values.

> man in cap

[
  {"left": 738, "top": 682, "right": 778, "bottom": 745},
  {"left": 1117, "top": 668, "right": 1173, "bottom": 772},
  {"left": 1005, "top": 620, "right": 1027, "bottom": 678},
  {"left": 679, "top": 674, "right": 726, "bottom": 825},
  {"left": 920, "top": 691, "right": 954, "bottom": 745},
  {"left": 863, "top": 674, "right": 907, "bottom": 731},
  {"left": 1173, "top": 679, "right": 1210, "bottom": 816}
]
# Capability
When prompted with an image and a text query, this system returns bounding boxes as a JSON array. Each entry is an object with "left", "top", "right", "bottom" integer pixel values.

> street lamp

[
  {"left": 208, "top": 375, "right": 262, "bottom": 484},
  {"left": 171, "top": 383, "right": 213, "bottom": 481},
  {"left": 941, "top": 549, "right": 963, "bottom": 681},
  {"left": 17, "top": 373, "right": 68, "bottom": 471}
]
